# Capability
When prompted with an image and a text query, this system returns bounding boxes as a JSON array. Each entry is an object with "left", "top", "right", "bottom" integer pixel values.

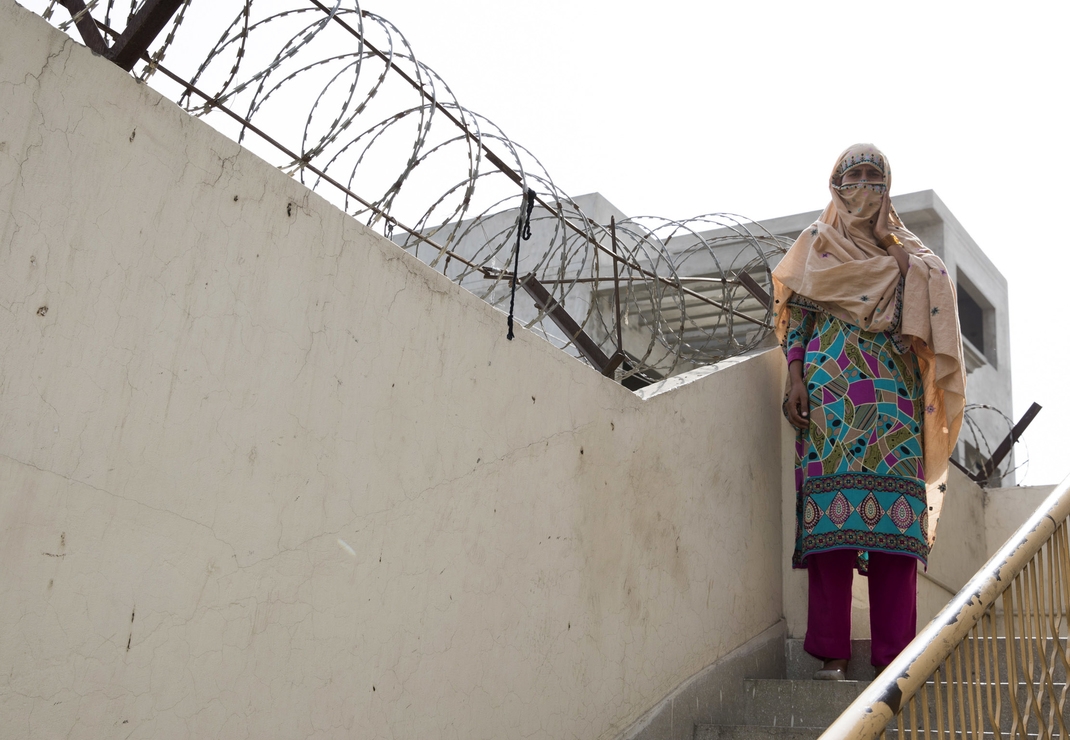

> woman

[{"left": 772, "top": 144, "right": 966, "bottom": 679}]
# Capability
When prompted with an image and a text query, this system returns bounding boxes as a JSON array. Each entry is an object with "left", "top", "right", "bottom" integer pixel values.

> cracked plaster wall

[{"left": 0, "top": 2, "right": 786, "bottom": 738}]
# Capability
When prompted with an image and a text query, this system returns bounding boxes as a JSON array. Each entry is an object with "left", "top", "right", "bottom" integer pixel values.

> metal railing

[{"left": 823, "top": 474, "right": 1070, "bottom": 739}]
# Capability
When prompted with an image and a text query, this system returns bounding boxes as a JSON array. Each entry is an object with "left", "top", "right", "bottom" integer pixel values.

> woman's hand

[
  {"left": 873, "top": 193, "right": 909, "bottom": 276},
  {"left": 786, "top": 360, "right": 810, "bottom": 430},
  {"left": 886, "top": 241, "right": 909, "bottom": 276}
]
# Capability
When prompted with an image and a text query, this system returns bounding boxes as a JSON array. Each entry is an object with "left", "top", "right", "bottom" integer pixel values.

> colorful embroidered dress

[{"left": 783, "top": 293, "right": 929, "bottom": 569}]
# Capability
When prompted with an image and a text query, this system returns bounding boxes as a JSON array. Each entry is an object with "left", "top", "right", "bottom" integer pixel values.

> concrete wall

[
  {"left": 984, "top": 484, "right": 1059, "bottom": 557},
  {"left": 917, "top": 467, "right": 990, "bottom": 628},
  {"left": 0, "top": 4, "right": 785, "bottom": 739}
]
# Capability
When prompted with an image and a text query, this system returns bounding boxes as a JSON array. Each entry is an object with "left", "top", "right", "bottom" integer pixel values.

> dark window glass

[{"left": 958, "top": 285, "right": 984, "bottom": 353}]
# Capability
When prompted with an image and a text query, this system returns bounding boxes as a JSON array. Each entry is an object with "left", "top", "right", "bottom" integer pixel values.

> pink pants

[{"left": 804, "top": 548, "right": 918, "bottom": 667}]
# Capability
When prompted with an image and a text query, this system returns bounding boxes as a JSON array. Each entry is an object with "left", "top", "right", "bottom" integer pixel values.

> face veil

[
  {"left": 828, "top": 143, "right": 893, "bottom": 250},
  {"left": 834, "top": 183, "right": 884, "bottom": 222}
]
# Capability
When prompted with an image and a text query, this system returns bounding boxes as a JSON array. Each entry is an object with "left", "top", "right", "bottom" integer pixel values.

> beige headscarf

[{"left": 772, "top": 143, "right": 966, "bottom": 544}]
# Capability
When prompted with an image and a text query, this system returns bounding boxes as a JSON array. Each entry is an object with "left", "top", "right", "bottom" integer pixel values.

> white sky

[{"left": 372, "top": 0, "right": 1069, "bottom": 485}]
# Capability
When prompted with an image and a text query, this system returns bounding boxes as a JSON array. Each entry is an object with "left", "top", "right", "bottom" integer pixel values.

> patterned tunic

[{"left": 783, "top": 294, "right": 929, "bottom": 569}]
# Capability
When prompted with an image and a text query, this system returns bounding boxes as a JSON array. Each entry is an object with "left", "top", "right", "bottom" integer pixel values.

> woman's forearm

[
  {"left": 789, "top": 359, "right": 804, "bottom": 384},
  {"left": 887, "top": 243, "right": 909, "bottom": 277}
]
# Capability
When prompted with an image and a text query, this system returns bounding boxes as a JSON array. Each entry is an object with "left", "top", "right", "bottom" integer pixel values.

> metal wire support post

[
  {"left": 611, "top": 216, "right": 623, "bottom": 352},
  {"left": 59, "top": 0, "right": 186, "bottom": 70},
  {"left": 506, "top": 188, "right": 535, "bottom": 340},
  {"left": 602, "top": 216, "right": 626, "bottom": 378}
]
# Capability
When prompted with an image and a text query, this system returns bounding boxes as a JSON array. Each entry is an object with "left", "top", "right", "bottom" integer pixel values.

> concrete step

[
  {"left": 724, "top": 678, "right": 1068, "bottom": 736},
  {"left": 696, "top": 637, "right": 1069, "bottom": 740},
  {"left": 694, "top": 675, "right": 873, "bottom": 738},
  {"left": 741, "top": 678, "right": 870, "bottom": 729},
  {"left": 694, "top": 727, "right": 822, "bottom": 740},
  {"left": 785, "top": 638, "right": 874, "bottom": 681},
  {"left": 696, "top": 725, "right": 1051, "bottom": 740},
  {"left": 786, "top": 636, "right": 1068, "bottom": 683},
  {"left": 694, "top": 678, "right": 870, "bottom": 739}
]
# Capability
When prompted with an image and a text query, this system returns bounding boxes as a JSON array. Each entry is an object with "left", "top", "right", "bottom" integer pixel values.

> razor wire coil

[{"left": 31, "top": 0, "right": 791, "bottom": 382}]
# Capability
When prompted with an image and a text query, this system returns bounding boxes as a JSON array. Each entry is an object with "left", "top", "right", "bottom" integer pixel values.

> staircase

[
  {"left": 694, "top": 636, "right": 1070, "bottom": 739},
  {"left": 695, "top": 638, "right": 876, "bottom": 740}
]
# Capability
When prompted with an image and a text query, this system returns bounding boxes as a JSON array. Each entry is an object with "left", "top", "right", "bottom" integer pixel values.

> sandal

[{"left": 813, "top": 658, "right": 848, "bottom": 681}]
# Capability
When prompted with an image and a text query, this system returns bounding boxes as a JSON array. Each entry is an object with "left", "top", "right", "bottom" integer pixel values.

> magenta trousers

[{"left": 804, "top": 548, "right": 918, "bottom": 667}]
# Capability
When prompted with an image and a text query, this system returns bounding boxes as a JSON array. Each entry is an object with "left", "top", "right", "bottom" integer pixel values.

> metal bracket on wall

[
  {"left": 60, "top": 0, "right": 185, "bottom": 71},
  {"left": 480, "top": 265, "right": 632, "bottom": 380},
  {"left": 736, "top": 270, "right": 772, "bottom": 310},
  {"left": 515, "top": 273, "right": 624, "bottom": 378},
  {"left": 949, "top": 401, "right": 1042, "bottom": 485}
]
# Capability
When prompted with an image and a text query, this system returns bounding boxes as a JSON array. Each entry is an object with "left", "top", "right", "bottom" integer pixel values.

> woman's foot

[
  {"left": 813, "top": 658, "right": 848, "bottom": 681},
  {"left": 873, "top": 664, "right": 889, "bottom": 679}
]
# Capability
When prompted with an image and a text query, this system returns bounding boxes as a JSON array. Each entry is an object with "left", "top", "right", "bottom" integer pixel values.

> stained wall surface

[
  {"left": 985, "top": 484, "right": 1059, "bottom": 556},
  {"left": 0, "top": 4, "right": 785, "bottom": 739}
]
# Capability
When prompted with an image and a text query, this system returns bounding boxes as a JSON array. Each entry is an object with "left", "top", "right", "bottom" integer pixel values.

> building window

[
  {"left": 958, "top": 286, "right": 985, "bottom": 354},
  {"left": 956, "top": 272, "right": 996, "bottom": 371}
]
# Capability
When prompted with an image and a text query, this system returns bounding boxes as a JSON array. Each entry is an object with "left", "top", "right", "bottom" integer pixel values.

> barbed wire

[{"left": 29, "top": 0, "right": 790, "bottom": 381}]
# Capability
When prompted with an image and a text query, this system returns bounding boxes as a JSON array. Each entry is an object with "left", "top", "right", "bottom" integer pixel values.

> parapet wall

[{"left": 0, "top": 4, "right": 785, "bottom": 739}]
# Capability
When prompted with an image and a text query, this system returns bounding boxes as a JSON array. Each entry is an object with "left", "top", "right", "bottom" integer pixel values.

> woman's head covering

[{"left": 772, "top": 144, "right": 967, "bottom": 544}]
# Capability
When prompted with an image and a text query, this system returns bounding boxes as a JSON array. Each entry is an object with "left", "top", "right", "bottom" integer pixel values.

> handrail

[{"left": 823, "top": 473, "right": 1070, "bottom": 739}]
